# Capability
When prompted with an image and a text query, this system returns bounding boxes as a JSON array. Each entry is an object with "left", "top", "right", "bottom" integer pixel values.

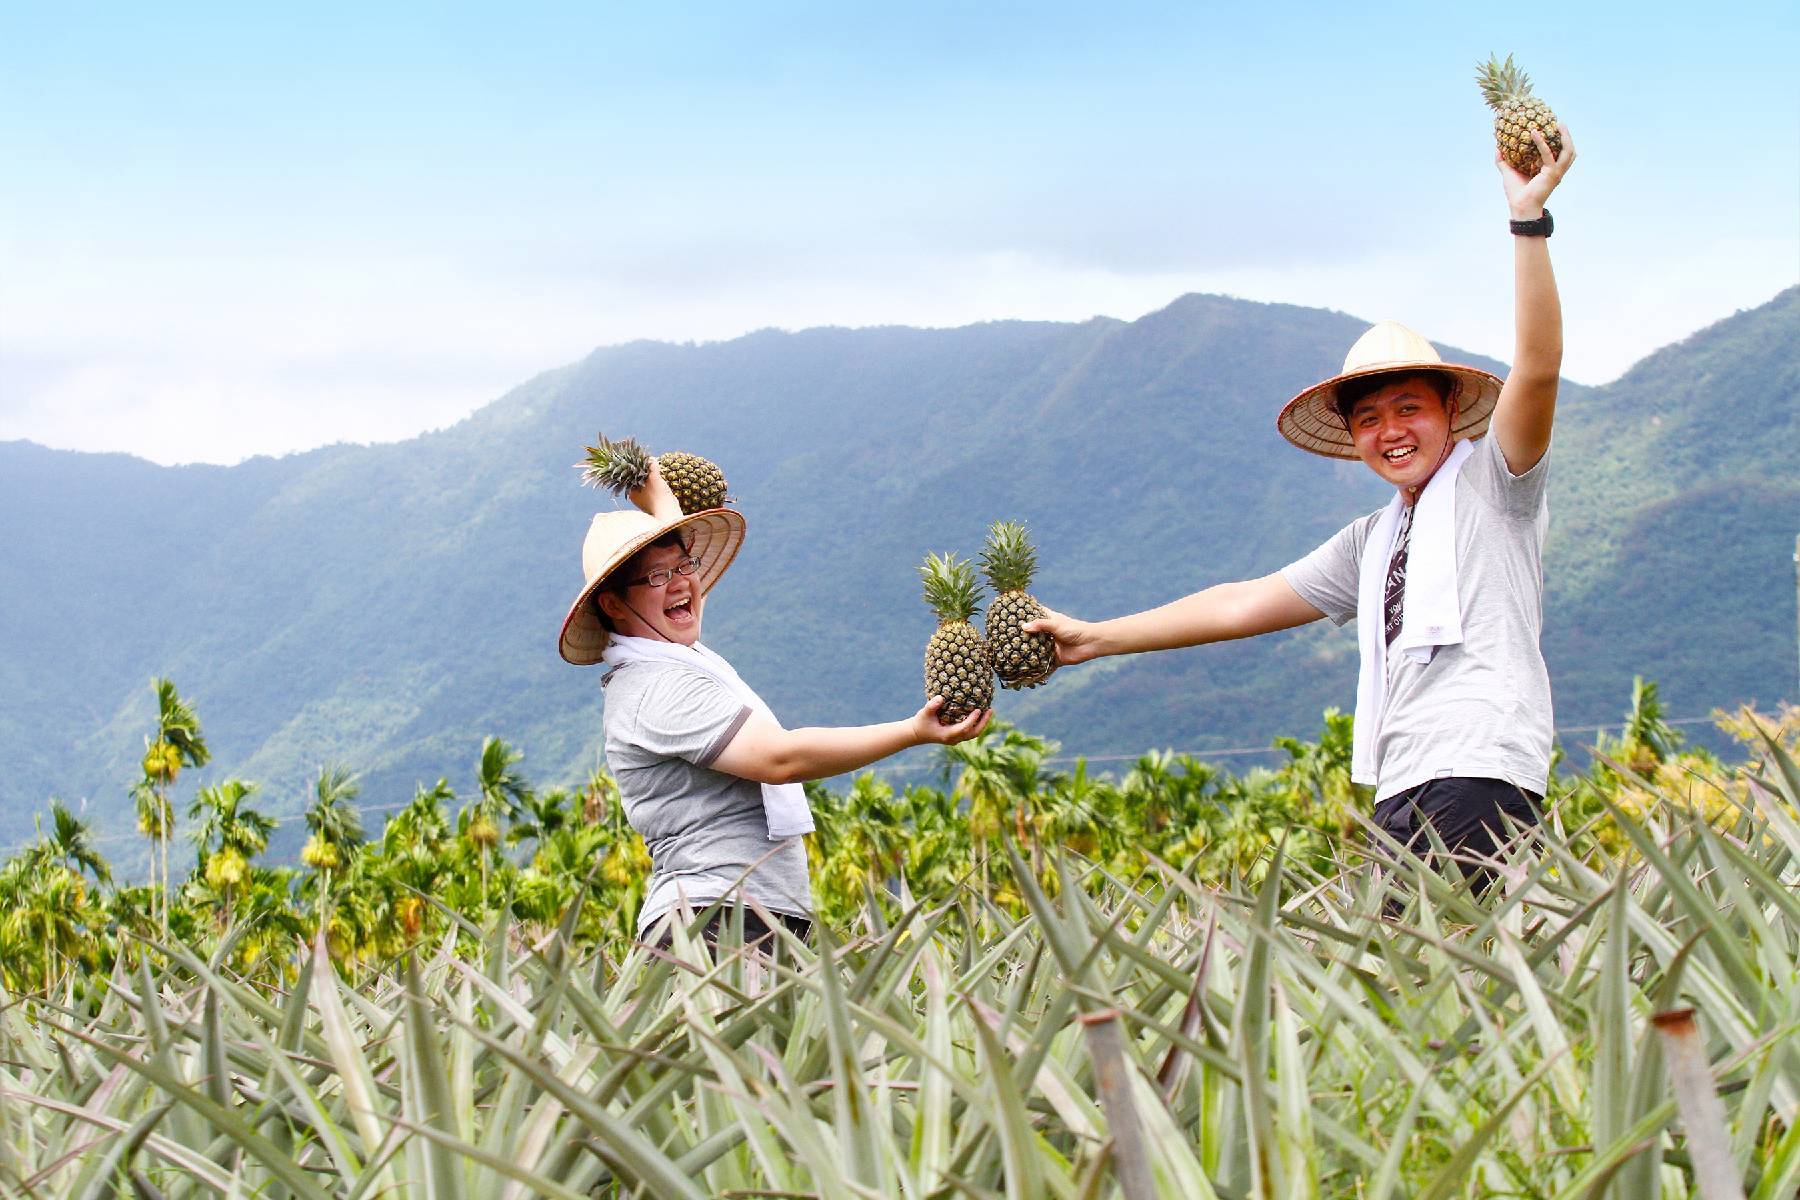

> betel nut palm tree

[
  {"left": 139, "top": 678, "right": 210, "bottom": 938},
  {"left": 301, "top": 764, "right": 365, "bottom": 920},
  {"left": 465, "top": 736, "right": 531, "bottom": 907},
  {"left": 187, "top": 778, "right": 274, "bottom": 930},
  {"left": 0, "top": 810, "right": 112, "bottom": 994},
  {"left": 383, "top": 779, "right": 454, "bottom": 938},
  {"left": 48, "top": 799, "right": 113, "bottom": 891}
]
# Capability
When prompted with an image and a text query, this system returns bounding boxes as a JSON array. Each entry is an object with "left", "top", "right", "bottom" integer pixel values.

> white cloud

[{"left": 2, "top": 226, "right": 1791, "bottom": 465}]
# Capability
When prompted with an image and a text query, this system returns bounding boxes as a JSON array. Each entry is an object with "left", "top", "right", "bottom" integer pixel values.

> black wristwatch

[{"left": 1510, "top": 208, "right": 1553, "bottom": 237}]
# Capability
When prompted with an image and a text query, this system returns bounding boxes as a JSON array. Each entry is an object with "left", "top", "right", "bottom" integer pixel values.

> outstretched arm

[
  {"left": 712, "top": 700, "right": 990, "bottom": 785},
  {"left": 1490, "top": 124, "right": 1576, "bottom": 475},
  {"left": 1023, "top": 572, "right": 1325, "bottom": 665}
]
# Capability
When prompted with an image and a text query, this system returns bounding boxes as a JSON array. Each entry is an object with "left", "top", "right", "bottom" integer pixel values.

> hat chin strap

[{"left": 622, "top": 596, "right": 678, "bottom": 643}]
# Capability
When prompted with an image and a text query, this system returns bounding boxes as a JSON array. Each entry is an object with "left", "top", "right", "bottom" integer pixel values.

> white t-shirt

[
  {"left": 1281, "top": 434, "right": 1554, "bottom": 801},
  {"left": 602, "top": 661, "right": 814, "bottom": 933}
]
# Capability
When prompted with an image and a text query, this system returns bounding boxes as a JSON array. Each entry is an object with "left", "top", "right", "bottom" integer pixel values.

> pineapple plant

[
  {"left": 578, "top": 433, "right": 730, "bottom": 514},
  {"left": 979, "top": 520, "right": 1057, "bottom": 690},
  {"left": 919, "top": 551, "right": 994, "bottom": 724},
  {"left": 1476, "top": 54, "right": 1562, "bottom": 176}
]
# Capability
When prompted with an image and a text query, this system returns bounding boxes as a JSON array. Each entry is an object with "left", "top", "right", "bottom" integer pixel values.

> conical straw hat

[
  {"left": 558, "top": 507, "right": 745, "bottom": 665},
  {"left": 1277, "top": 321, "right": 1502, "bottom": 459}
]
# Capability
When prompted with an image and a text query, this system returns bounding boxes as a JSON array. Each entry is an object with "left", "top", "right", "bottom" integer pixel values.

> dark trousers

[
  {"left": 1370, "top": 777, "right": 1542, "bottom": 900},
  {"left": 651, "top": 904, "right": 813, "bottom": 952}
]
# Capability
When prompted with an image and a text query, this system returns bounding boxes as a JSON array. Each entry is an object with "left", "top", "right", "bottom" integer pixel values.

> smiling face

[
  {"left": 596, "top": 540, "right": 704, "bottom": 645},
  {"left": 1342, "top": 373, "right": 1459, "bottom": 499}
]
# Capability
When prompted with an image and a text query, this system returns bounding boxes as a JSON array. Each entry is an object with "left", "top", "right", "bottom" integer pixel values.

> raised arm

[
  {"left": 711, "top": 701, "right": 990, "bottom": 785},
  {"left": 1490, "top": 124, "right": 1576, "bottom": 475},
  {"left": 1024, "top": 572, "right": 1325, "bottom": 666}
]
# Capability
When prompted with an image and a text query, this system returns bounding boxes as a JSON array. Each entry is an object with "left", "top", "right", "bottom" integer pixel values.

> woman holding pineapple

[
  {"left": 558, "top": 460, "right": 989, "bottom": 948},
  {"left": 1028, "top": 118, "right": 1576, "bottom": 882}
]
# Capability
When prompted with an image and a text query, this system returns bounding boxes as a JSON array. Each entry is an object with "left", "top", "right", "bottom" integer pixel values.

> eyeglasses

[{"left": 622, "top": 555, "right": 702, "bottom": 589}]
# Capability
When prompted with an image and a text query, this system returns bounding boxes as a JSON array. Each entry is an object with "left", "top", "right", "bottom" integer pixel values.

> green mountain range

[{"left": 4, "top": 287, "right": 1796, "bottom": 859}]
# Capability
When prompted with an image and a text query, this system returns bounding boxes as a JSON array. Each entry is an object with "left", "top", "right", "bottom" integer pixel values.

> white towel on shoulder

[
  {"left": 1350, "top": 437, "right": 1473, "bottom": 785},
  {"left": 601, "top": 635, "right": 815, "bottom": 839}
]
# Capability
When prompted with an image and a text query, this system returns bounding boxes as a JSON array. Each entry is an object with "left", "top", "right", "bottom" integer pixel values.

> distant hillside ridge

[{"left": 3, "top": 287, "right": 1795, "bottom": 859}]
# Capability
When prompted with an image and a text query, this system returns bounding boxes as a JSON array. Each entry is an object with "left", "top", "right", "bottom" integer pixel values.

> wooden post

[{"left": 1651, "top": 1009, "right": 1746, "bottom": 1200}]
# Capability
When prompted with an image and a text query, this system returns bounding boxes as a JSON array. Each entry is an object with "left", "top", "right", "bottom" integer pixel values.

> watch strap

[{"left": 1509, "top": 208, "right": 1553, "bottom": 237}]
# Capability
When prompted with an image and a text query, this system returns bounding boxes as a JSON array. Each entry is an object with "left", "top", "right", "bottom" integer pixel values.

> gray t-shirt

[
  {"left": 1281, "top": 434, "right": 1553, "bottom": 801},
  {"left": 601, "top": 660, "right": 814, "bottom": 933}
]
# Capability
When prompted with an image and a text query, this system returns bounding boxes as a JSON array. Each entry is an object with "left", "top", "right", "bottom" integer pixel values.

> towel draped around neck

[{"left": 1350, "top": 437, "right": 1474, "bottom": 785}]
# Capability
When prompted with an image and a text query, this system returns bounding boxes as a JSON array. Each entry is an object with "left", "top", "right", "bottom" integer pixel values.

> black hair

[
  {"left": 1334, "top": 370, "right": 1455, "bottom": 428},
  {"left": 592, "top": 530, "right": 693, "bottom": 633}
]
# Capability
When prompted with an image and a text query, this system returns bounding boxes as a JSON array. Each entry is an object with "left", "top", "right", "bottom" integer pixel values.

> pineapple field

[
  {"left": 5, "top": 14, "right": 1794, "bottom": 1200},
  {"left": 2, "top": 682, "right": 1796, "bottom": 1197}
]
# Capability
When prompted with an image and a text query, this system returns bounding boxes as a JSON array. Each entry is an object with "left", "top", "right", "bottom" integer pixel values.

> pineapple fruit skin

[
  {"left": 925, "top": 621, "right": 994, "bottom": 724},
  {"left": 986, "top": 590, "right": 1056, "bottom": 689},
  {"left": 656, "top": 450, "right": 729, "bottom": 514},
  {"left": 1493, "top": 97, "right": 1562, "bottom": 176}
]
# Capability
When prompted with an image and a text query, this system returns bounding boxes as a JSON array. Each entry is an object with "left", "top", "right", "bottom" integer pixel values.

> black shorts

[
  {"left": 650, "top": 904, "right": 813, "bottom": 951},
  {"left": 1371, "top": 776, "right": 1542, "bottom": 867}
]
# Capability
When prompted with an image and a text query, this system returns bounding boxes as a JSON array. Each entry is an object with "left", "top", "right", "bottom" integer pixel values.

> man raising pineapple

[{"left": 1028, "top": 121, "right": 1575, "bottom": 880}]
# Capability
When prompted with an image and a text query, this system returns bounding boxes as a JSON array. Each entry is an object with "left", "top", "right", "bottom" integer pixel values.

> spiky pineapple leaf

[
  {"left": 979, "top": 521, "right": 1039, "bottom": 593},
  {"left": 576, "top": 434, "right": 654, "bottom": 495},
  {"left": 1475, "top": 53, "right": 1535, "bottom": 109},
  {"left": 919, "top": 551, "right": 984, "bottom": 624}
]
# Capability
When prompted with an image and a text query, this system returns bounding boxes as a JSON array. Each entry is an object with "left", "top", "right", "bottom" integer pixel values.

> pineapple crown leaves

[
  {"left": 1475, "top": 53, "right": 1536, "bottom": 108},
  {"left": 576, "top": 434, "right": 654, "bottom": 494},
  {"left": 979, "top": 521, "right": 1039, "bottom": 593},
  {"left": 919, "top": 551, "right": 985, "bottom": 625}
]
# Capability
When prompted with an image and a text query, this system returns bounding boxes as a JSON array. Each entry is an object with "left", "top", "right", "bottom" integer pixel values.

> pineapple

[
  {"left": 979, "top": 521, "right": 1057, "bottom": 690},
  {"left": 578, "top": 434, "right": 730, "bottom": 514},
  {"left": 1477, "top": 54, "right": 1562, "bottom": 177},
  {"left": 919, "top": 551, "right": 994, "bottom": 725}
]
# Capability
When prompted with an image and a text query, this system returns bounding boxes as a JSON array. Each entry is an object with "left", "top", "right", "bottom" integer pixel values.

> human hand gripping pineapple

[
  {"left": 911, "top": 697, "right": 992, "bottom": 744},
  {"left": 1019, "top": 606, "right": 1108, "bottom": 667},
  {"left": 1496, "top": 122, "right": 1574, "bottom": 220},
  {"left": 622, "top": 454, "right": 683, "bottom": 521}
]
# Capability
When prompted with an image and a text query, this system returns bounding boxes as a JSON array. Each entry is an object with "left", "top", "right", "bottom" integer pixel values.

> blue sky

[{"left": 2, "top": 2, "right": 1795, "bottom": 463}]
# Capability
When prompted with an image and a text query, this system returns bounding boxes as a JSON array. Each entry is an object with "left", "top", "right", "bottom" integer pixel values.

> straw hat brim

[
  {"left": 558, "top": 508, "right": 746, "bottom": 665},
  {"left": 1277, "top": 363, "right": 1503, "bottom": 460}
]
